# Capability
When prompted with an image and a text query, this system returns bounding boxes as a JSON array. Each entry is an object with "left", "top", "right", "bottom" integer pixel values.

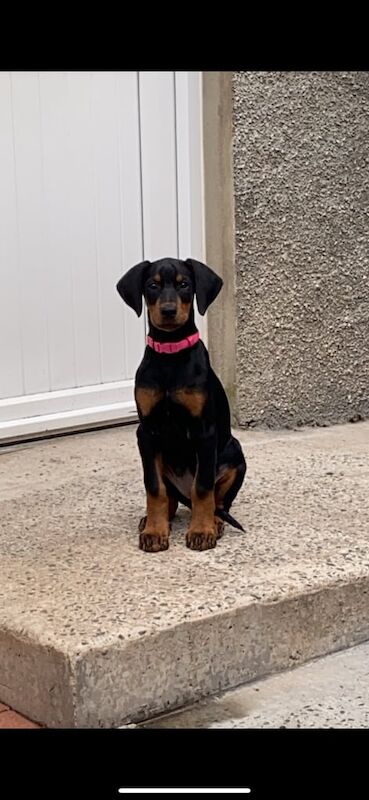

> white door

[{"left": 0, "top": 71, "right": 205, "bottom": 442}]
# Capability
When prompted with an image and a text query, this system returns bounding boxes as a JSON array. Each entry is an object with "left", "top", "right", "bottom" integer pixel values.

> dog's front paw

[
  {"left": 139, "top": 530, "right": 169, "bottom": 553},
  {"left": 186, "top": 528, "right": 217, "bottom": 551}
]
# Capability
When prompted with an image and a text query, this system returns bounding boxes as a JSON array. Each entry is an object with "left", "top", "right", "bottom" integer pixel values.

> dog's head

[{"left": 116, "top": 257, "right": 223, "bottom": 332}]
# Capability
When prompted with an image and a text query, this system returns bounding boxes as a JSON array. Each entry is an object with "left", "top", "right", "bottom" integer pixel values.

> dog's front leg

[
  {"left": 186, "top": 424, "right": 217, "bottom": 551},
  {"left": 137, "top": 423, "right": 170, "bottom": 552}
]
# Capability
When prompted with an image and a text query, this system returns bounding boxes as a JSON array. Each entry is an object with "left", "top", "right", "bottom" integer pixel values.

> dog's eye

[
  {"left": 148, "top": 283, "right": 160, "bottom": 291},
  {"left": 178, "top": 281, "right": 189, "bottom": 289}
]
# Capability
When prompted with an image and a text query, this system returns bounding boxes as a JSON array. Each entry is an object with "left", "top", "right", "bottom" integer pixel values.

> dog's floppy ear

[
  {"left": 185, "top": 258, "right": 223, "bottom": 315},
  {"left": 116, "top": 260, "right": 151, "bottom": 317}
]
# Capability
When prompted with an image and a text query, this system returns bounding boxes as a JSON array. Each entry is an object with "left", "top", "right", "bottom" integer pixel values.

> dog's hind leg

[{"left": 214, "top": 443, "right": 246, "bottom": 534}]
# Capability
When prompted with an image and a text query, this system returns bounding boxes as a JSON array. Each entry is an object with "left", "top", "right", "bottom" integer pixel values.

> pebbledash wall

[{"left": 203, "top": 71, "right": 369, "bottom": 429}]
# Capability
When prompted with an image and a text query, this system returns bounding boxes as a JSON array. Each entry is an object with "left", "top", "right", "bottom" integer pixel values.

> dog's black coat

[{"left": 116, "top": 257, "right": 246, "bottom": 550}]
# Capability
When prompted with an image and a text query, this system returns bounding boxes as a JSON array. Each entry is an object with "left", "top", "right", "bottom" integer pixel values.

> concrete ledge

[{"left": 1, "top": 422, "right": 369, "bottom": 727}]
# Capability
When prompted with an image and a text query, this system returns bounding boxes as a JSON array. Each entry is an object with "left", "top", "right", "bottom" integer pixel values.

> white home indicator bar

[{"left": 118, "top": 790, "right": 251, "bottom": 795}]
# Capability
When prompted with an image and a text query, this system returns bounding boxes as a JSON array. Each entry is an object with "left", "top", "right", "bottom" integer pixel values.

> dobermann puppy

[{"left": 116, "top": 257, "right": 246, "bottom": 552}]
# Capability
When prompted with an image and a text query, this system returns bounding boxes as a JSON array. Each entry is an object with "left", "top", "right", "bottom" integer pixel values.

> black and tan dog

[{"left": 116, "top": 257, "right": 246, "bottom": 552}]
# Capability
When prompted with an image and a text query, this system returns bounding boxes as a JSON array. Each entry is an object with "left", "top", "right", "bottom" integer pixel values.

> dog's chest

[
  {"left": 155, "top": 393, "right": 197, "bottom": 474},
  {"left": 152, "top": 391, "right": 197, "bottom": 443},
  {"left": 164, "top": 387, "right": 207, "bottom": 421},
  {"left": 162, "top": 390, "right": 193, "bottom": 422}
]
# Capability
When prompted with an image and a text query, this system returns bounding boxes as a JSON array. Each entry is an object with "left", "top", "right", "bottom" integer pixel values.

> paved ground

[
  {"left": 141, "top": 640, "right": 369, "bottom": 728},
  {"left": 1, "top": 420, "right": 369, "bottom": 726},
  {"left": 0, "top": 702, "right": 40, "bottom": 728}
]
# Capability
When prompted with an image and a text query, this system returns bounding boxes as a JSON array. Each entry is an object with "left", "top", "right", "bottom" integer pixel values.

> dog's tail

[{"left": 215, "top": 507, "right": 245, "bottom": 532}]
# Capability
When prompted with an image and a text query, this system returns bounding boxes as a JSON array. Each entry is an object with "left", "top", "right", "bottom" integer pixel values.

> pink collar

[{"left": 147, "top": 331, "right": 200, "bottom": 354}]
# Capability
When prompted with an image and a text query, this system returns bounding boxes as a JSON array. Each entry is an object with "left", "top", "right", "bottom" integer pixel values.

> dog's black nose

[{"left": 161, "top": 305, "right": 177, "bottom": 318}]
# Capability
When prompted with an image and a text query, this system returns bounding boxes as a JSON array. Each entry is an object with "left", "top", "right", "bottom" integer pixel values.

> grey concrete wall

[{"left": 215, "top": 71, "right": 369, "bottom": 429}]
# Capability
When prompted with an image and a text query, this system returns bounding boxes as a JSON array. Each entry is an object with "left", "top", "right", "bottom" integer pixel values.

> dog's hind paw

[
  {"left": 138, "top": 515, "right": 147, "bottom": 532},
  {"left": 215, "top": 517, "right": 225, "bottom": 539}
]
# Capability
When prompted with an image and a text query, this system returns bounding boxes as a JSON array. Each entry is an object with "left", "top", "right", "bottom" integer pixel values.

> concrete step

[
  {"left": 0, "top": 421, "right": 368, "bottom": 728},
  {"left": 139, "top": 640, "right": 369, "bottom": 728}
]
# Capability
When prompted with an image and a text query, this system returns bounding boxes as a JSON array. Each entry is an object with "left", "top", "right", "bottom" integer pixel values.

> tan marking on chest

[
  {"left": 135, "top": 387, "right": 164, "bottom": 417},
  {"left": 173, "top": 388, "right": 207, "bottom": 417}
]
